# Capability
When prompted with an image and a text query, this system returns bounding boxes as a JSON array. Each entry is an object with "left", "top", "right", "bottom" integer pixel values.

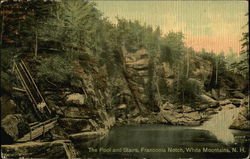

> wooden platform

[{"left": 17, "top": 117, "right": 58, "bottom": 142}]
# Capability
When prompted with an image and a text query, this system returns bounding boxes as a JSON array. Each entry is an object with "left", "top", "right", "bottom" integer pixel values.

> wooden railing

[
  {"left": 17, "top": 117, "right": 58, "bottom": 142},
  {"left": 13, "top": 60, "right": 51, "bottom": 118}
]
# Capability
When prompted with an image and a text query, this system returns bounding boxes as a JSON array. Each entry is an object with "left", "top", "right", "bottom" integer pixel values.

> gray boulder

[
  {"left": 58, "top": 118, "right": 90, "bottom": 134},
  {"left": 232, "top": 91, "right": 245, "bottom": 99},
  {"left": 219, "top": 99, "right": 232, "bottom": 106},
  {"left": 1, "top": 97, "right": 17, "bottom": 119},
  {"left": 230, "top": 106, "right": 250, "bottom": 130},
  {"left": 200, "top": 94, "right": 218, "bottom": 106},
  {"left": 156, "top": 110, "right": 202, "bottom": 126},
  {"left": 230, "top": 98, "right": 242, "bottom": 107},
  {"left": 1, "top": 114, "right": 29, "bottom": 144},
  {"left": 65, "top": 93, "right": 85, "bottom": 106},
  {"left": 1, "top": 140, "right": 76, "bottom": 158}
]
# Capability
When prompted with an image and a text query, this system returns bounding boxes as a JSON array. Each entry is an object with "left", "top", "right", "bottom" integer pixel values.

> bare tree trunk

[
  {"left": 155, "top": 70, "right": 162, "bottom": 106},
  {"left": 177, "top": 63, "right": 180, "bottom": 92},
  {"left": 215, "top": 58, "right": 218, "bottom": 86},
  {"left": 1, "top": 10, "right": 4, "bottom": 45},
  {"left": 186, "top": 53, "right": 189, "bottom": 78},
  {"left": 35, "top": 29, "right": 38, "bottom": 57},
  {"left": 182, "top": 90, "right": 184, "bottom": 103}
]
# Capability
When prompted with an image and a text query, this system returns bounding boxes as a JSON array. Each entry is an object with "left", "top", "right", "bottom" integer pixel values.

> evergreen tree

[{"left": 39, "top": 0, "right": 101, "bottom": 59}]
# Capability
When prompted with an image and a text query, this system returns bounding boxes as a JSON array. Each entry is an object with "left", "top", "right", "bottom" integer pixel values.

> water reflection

[
  {"left": 77, "top": 124, "right": 249, "bottom": 158},
  {"left": 77, "top": 106, "right": 248, "bottom": 158}
]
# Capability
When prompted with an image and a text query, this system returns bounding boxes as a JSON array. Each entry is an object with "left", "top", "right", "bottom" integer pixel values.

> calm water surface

[{"left": 77, "top": 124, "right": 249, "bottom": 159}]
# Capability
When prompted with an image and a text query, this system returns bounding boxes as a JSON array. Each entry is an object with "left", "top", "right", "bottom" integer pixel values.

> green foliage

[
  {"left": 225, "top": 14, "right": 248, "bottom": 79},
  {"left": 178, "top": 77, "right": 203, "bottom": 103},
  {"left": 146, "top": 56, "right": 157, "bottom": 106},
  {"left": 1, "top": 48, "right": 17, "bottom": 70},
  {"left": 236, "top": 19, "right": 249, "bottom": 79},
  {"left": 196, "top": 49, "right": 216, "bottom": 63},
  {"left": 225, "top": 47, "right": 239, "bottom": 71},
  {"left": 160, "top": 45, "right": 173, "bottom": 64},
  {"left": 116, "top": 18, "right": 161, "bottom": 53},
  {"left": 39, "top": 0, "right": 101, "bottom": 57},
  {"left": 197, "top": 49, "right": 227, "bottom": 89},
  {"left": 0, "top": 71, "right": 12, "bottom": 95},
  {"left": 3, "top": 0, "right": 247, "bottom": 107},
  {"left": 6, "top": 0, "right": 53, "bottom": 53},
  {"left": 158, "top": 77, "right": 169, "bottom": 95},
  {"left": 0, "top": 48, "right": 15, "bottom": 95},
  {"left": 36, "top": 56, "right": 73, "bottom": 85},
  {"left": 160, "top": 31, "right": 185, "bottom": 66}
]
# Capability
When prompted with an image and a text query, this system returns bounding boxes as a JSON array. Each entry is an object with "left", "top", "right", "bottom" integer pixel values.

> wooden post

[
  {"left": 29, "top": 130, "right": 32, "bottom": 141},
  {"left": 13, "top": 87, "right": 26, "bottom": 92},
  {"left": 42, "top": 123, "right": 45, "bottom": 137},
  {"left": 0, "top": 8, "right": 4, "bottom": 45}
]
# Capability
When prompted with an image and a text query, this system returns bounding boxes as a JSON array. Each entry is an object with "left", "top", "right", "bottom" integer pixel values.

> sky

[{"left": 95, "top": 1, "right": 248, "bottom": 54}]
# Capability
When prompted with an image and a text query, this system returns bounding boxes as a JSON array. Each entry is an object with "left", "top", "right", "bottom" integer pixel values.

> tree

[
  {"left": 185, "top": 47, "right": 194, "bottom": 78},
  {"left": 23, "top": 0, "right": 53, "bottom": 57},
  {"left": 0, "top": 4, "right": 5, "bottom": 46},
  {"left": 39, "top": 0, "right": 101, "bottom": 59},
  {"left": 238, "top": 13, "right": 249, "bottom": 79},
  {"left": 228, "top": 13, "right": 248, "bottom": 79},
  {"left": 225, "top": 47, "right": 238, "bottom": 71},
  {"left": 176, "top": 74, "right": 203, "bottom": 103}
]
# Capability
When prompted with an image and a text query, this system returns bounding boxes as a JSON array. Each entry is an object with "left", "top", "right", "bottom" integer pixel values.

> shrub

[
  {"left": 1, "top": 48, "right": 17, "bottom": 71},
  {"left": 36, "top": 56, "right": 73, "bottom": 85},
  {"left": 178, "top": 77, "right": 203, "bottom": 103}
]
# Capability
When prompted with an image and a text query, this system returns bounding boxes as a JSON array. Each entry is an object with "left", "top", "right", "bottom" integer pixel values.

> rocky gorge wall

[
  {"left": 1, "top": 55, "right": 116, "bottom": 158},
  {"left": 1, "top": 48, "right": 249, "bottom": 158}
]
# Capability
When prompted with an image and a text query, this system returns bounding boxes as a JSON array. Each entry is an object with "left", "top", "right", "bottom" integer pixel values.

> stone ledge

[{"left": 1, "top": 140, "right": 76, "bottom": 159}]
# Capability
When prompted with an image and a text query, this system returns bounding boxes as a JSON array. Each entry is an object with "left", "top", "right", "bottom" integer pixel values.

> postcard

[{"left": 1, "top": 0, "right": 249, "bottom": 158}]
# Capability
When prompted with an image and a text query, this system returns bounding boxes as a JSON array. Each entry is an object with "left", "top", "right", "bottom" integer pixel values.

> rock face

[
  {"left": 200, "top": 94, "right": 219, "bottom": 107},
  {"left": 1, "top": 140, "right": 77, "bottom": 159},
  {"left": 111, "top": 48, "right": 161, "bottom": 122},
  {"left": 131, "top": 116, "right": 150, "bottom": 124},
  {"left": 189, "top": 55, "right": 213, "bottom": 82},
  {"left": 1, "top": 114, "right": 30, "bottom": 144},
  {"left": 65, "top": 93, "right": 85, "bottom": 106},
  {"left": 230, "top": 97, "right": 250, "bottom": 130},
  {"left": 46, "top": 61, "right": 116, "bottom": 149},
  {"left": 156, "top": 108, "right": 202, "bottom": 126},
  {"left": 0, "top": 56, "right": 116, "bottom": 158},
  {"left": 40, "top": 58, "right": 115, "bottom": 136},
  {"left": 154, "top": 95, "right": 225, "bottom": 126},
  {"left": 230, "top": 98, "right": 242, "bottom": 107},
  {"left": 219, "top": 99, "right": 232, "bottom": 106},
  {"left": 1, "top": 46, "right": 248, "bottom": 159},
  {"left": 69, "top": 129, "right": 108, "bottom": 142},
  {"left": 1, "top": 96, "right": 17, "bottom": 119},
  {"left": 156, "top": 103, "right": 204, "bottom": 126},
  {"left": 125, "top": 49, "right": 156, "bottom": 108},
  {"left": 58, "top": 118, "right": 91, "bottom": 134},
  {"left": 231, "top": 91, "right": 245, "bottom": 99},
  {"left": 159, "top": 54, "right": 213, "bottom": 90},
  {"left": 230, "top": 111, "right": 250, "bottom": 130}
]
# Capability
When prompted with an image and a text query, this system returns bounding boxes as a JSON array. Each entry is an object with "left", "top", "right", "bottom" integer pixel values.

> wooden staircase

[{"left": 13, "top": 59, "right": 51, "bottom": 119}]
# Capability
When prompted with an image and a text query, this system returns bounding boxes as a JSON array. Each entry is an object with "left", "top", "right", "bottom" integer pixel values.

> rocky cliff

[
  {"left": 1, "top": 48, "right": 249, "bottom": 158},
  {"left": 1, "top": 55, "right": 115, "bottom": 158}
]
